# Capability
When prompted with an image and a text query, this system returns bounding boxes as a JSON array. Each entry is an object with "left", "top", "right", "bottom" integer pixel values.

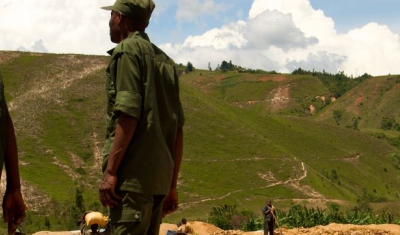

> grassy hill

[
  {"left": 314, "top": 75, "right": 400, "bottom": 137},
  {"left": 181, "top": 70, "right": 331, "bottom": 116},
  {"left": 0, "top": 51, "right": 399, "bottom": 232}
]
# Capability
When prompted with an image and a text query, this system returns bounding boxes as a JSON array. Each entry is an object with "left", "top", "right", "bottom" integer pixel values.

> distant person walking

[
  {"left": 98, "top": 0, "right": 185, "bottom": 235},
  {"left": 262, "top": 199, "right": 276, "bottom": 235},
  {"left": 0, "top": 71, "right": 26, "bottom": 234}
]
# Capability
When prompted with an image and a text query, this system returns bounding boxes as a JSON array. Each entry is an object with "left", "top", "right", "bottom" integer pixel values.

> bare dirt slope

[{"left": 33, "top": 221, "right": 400, "bottom": 235}]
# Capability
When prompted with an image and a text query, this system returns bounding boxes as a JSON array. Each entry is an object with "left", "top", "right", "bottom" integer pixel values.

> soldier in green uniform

[
  {"left": 98, "top": 0, "right": 184, "bottom": 234},
  {"left": 0, "top": 71, "right": 26, "bottom": 234}
]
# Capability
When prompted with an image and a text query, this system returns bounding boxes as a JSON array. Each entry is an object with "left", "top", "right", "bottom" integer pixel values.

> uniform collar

[{"left": 106, "top": 31, "right": 150, "bottom": 55}]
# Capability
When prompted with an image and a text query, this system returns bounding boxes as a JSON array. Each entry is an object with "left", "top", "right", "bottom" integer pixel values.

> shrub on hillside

[
  {"left": 207, "top": 204, "right": 263, "bottom": 231},
  {"left": 389, "top": 151, "right": 400, "bottom": 171},
  {"left": 381, "top": 116, "right": 397, "bottom": 130}
]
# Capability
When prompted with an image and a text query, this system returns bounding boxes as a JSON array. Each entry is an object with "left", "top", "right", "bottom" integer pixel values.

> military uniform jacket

[{"left": 102, "top": 31, "right": 184, "bottom": 195}]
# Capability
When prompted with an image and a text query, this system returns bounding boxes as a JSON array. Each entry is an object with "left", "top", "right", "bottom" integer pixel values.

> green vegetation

[
  {"left": 381, "top": 116, "right": 400, "bottom": 131},
  {"left": 176, "top": 61, "right": 195, "bottom": 74},
  {"left": 0, "top": 51, "right": 399, "bottom": 232},
  {"left": 208, "top": 204, "right": 261, "bottom": 231},
  {"left": 333, "top": 110, "right": 342, "bottom": 125},
  {"left": 215, "top": 60, "right": 278, "bottom": 74},
  {"left": 206, "top": 203, "right": 400, "bottom": 231},
  {"left": 292, "top": 68, "right": 371, "bottom": 98},
  {"left": 389, "top": 151, "right": 400, "bottom": 170}
]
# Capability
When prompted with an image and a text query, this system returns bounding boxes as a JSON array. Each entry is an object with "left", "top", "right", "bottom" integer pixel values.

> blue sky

[
  {"left": 149, "top": 0, "right": 400, "bottom": 45},
  {"left": 1, "top": 0, "right": 400, "bottom": 76},
  {"left": 309, "top": 0, "right": 400, "bottom": 34}
]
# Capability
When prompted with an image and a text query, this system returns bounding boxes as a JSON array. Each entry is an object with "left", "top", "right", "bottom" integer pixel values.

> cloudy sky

[{"left": 1, "top": 0, "right": 399, "bottom": 76}]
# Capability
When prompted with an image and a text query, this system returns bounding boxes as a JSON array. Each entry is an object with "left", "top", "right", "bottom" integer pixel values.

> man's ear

[{"left": 116, "top": 13, "right": 123, "bottom": 25}]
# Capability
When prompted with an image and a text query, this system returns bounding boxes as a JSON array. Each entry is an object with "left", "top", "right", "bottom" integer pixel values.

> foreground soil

[{"left": 33, "top": 221, "right": 400, "bottom": 235}]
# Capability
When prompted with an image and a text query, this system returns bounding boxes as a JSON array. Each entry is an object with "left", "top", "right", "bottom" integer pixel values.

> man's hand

[
  {"left": 99, "top": 173, "right": 121, "bottom": 208},
  {"left": 2, "top": 189, "right": 26, "bottom": 235},
  {"left": 162, "top": 188, "right": 178, "bottom": 218}
]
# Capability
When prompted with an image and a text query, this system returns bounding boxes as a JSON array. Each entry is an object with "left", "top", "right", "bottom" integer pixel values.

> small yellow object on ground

[{"left": 84, "top": 212, "right": 108, "bottom": 227}]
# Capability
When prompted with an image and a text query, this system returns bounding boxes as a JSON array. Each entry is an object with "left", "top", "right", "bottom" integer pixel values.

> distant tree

[
  {"left": 389, "top": 151, "right": 400, "bottom": 170},
  {"left": 75, "top": 187, "right": 85, "bottom": 214},
  {"left": 187, "top": 61, "right": 194, "bottom": 72},
  {"left": 333, "top": 110, "right": 342, "bottom": 126},
  {"left": 292, "top": 67, "right": 310, "bottom": 75},
  {"left": 44, "top": 217, "right": 51, "bottom": 229},
  {"left": 381, "top": 116, "right": 396, "bottom": 130},
  {"left": 291, "top": 68, "right": 371, "bottom": 98},
  {"left": 352, "top": 117, "right": 360, "bottom": 130},
  {"left": 67, "top": 186, "right": 86, "bottom": 229},
  {"left": 208, "top": 62, "right": 212, "bottom": 71},
  {"left": 331, "top": 169, "right": 338, "bottom": 182},
  {"left": 220, "top": 60, "right": 229, "bottom": 72}
]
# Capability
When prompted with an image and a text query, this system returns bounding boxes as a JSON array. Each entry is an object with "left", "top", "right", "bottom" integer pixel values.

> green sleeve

[{"left": 114, "top": 52, "right": 143, "bottom": 119}]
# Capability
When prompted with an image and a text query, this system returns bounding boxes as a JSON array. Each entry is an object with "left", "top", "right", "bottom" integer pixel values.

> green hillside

[
  {"left": 0, "top": 51, "right": 399, "bottom": 232},
  {"left": 314, "top": 75, "right": 400, "bottom": 143},
  {"left": 181, "top": 70, "right": 331, "bottom": 116}
]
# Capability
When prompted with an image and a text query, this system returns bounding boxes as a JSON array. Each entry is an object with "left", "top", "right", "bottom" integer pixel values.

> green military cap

[{"left": 101, "top": 0, "right": 155, "bottom": 24}]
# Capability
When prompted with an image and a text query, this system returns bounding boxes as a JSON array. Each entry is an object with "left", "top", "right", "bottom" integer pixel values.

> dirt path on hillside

[
  {"left": 180, "top": 159, "right": 326, "bottom": 209},
  {"left": 32, "top": 222, "right": 400, "bottom": 235}
]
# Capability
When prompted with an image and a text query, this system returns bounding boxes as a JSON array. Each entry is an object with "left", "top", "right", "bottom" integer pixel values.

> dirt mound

[
  {"left": 160, "top": 221, "right": 222, "bottom": 234},
  {"left": 32, "top": 222, "right": 400, "bottom": 235},
  {"left": 161, "top": 222, "right": 400, "bottom": 235}
]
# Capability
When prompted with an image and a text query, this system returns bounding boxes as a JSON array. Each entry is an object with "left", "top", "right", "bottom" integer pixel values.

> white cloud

[
  {"left": 161, "top": 0, "right": 400, "bottom": 76},
  {"left": 341, "top": 23, "right": 400, "bottom": 76},
  {"left": 0, "top": 0, "right": 114, "bottom": 55},
  {"left": 286, "top": 51, "right": 346, "bottom": 73},
  {"left": 181, "top": 21, "right": 247, "bottom": 50},
  {"left": 245, "top": 10, "right": 318, "bottom": 50}
]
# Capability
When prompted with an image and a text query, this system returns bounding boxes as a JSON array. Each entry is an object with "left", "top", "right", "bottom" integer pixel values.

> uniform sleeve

[{"left": 114, "top": 52, "right": 143, "bottom": 119}]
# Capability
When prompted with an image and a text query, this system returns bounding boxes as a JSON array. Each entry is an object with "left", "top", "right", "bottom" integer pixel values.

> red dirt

[{"left": 259, "top": 75, "right": 286, "bottom": 82}]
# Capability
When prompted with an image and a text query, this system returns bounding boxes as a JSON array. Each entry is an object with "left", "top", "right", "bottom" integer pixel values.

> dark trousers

[
  {"left": 109, "top": 192, "right": 165, "bottom": 235},
  {"left": 264, "top": 221, "right": 274, "bottom": 235}
]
